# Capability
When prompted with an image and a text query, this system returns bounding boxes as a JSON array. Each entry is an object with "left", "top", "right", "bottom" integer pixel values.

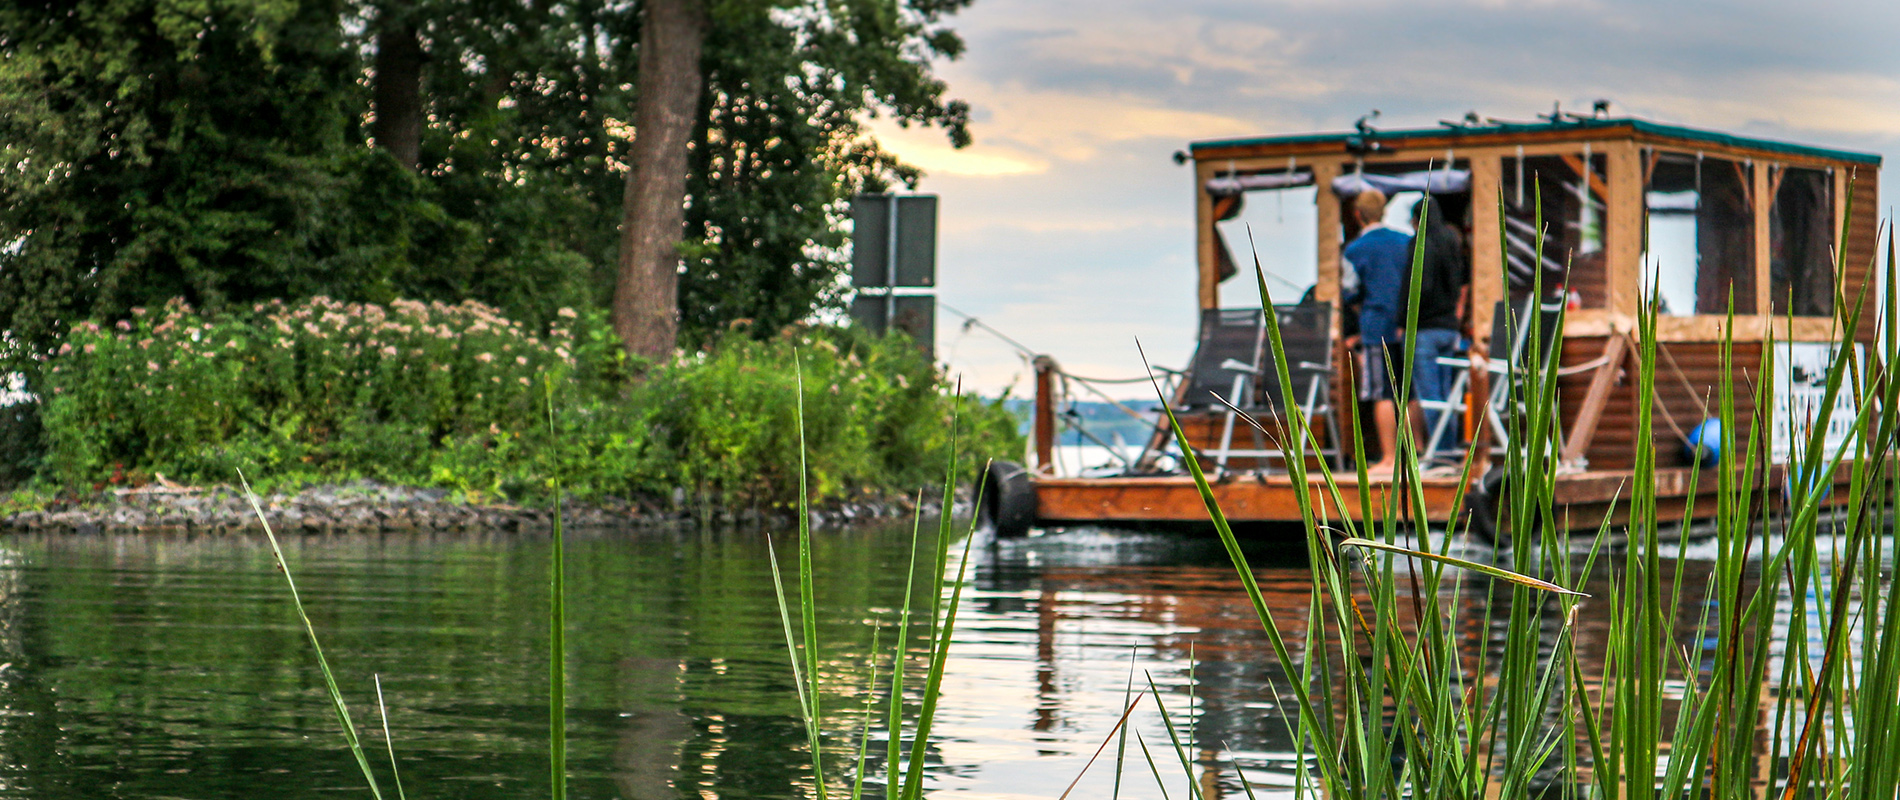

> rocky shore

[{"left": 0, "top": 480, "right": 937, "bottom": 535}]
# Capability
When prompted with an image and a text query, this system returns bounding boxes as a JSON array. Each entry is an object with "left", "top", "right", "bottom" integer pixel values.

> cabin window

[
  {"left": 1213, "top": 176, "right": 1318, "bottom": 303},
  {"left": 1771, "top": 167, "right": 1834, "bottom": 317},
  {"left": 1500, "top": 153, "right": 1608, "bottom": 308},
  {"left": 1643, "top": 152, "right": 1755, "bottom": 316}
]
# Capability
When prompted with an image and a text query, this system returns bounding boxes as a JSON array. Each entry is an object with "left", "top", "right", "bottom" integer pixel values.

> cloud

[
  {"left": 883, "top": 0, "right": 1900, "bottom": 394},
  {"left": 870, "top": 122, "right": 1048, "bottom": 177}
]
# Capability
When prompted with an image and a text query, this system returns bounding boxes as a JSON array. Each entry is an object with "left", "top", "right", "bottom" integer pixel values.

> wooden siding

[
  {"left": 1557, "top": 336, "right": 1761, "bottom": 471},
  {"left": 1841, "top": 169, "right": 1881, "bottom": 343}
]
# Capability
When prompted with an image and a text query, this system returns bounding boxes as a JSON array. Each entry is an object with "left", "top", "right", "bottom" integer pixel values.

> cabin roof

[{"left": 1189, "top": 116, "right": 1882, "bottom": 166}]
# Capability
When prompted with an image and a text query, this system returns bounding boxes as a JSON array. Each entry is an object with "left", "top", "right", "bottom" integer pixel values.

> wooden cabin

[{"left": 985, "top": 115, "right": 1882, "bottom": 536}]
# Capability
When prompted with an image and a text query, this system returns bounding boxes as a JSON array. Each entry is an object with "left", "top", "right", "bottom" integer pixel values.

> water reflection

[{"left": 0, "top": 525, "right": 1883, "bottom": 799}]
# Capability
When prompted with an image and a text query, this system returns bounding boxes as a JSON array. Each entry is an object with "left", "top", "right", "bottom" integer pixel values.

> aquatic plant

[
  {"left": 1143, "top": 188, "right": 1900, "bottom": 799},
  {"left": 241, "top": 362, "right": 988, "bottom": 800},
  {"left": 769, "top": 355, "right": 983, "bottom": 800}
]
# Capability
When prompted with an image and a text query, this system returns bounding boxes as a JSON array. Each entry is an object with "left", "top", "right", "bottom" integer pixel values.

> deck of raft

[{"left": 1032, "top": 466, "right": 1814, "bottom": 529}]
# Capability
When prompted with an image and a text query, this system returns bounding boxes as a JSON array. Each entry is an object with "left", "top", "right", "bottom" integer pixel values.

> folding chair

[
  {"left": 1420, "top": 297, "right": 1564, "bottom": 463},
  {"left": 1195, "top": 303, "right": 1344, "bottom": 472}
]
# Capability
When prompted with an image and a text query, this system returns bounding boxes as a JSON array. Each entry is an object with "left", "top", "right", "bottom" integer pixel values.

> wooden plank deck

[
  {"left": 1032, "top": 472, "right": 1466, "bottom": 524},
  {"left": 1031, "top": 465, "right": 1855, "bottom": 530}
]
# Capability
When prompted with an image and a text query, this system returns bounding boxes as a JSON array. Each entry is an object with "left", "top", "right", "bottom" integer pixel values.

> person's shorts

[{"left": 1358, "top": 341, "right": 1396, "bottom": 402}]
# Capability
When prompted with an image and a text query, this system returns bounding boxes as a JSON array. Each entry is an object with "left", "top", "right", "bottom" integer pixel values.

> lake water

[{"left": 0, "top": 523, "right": 1880, "bottom": 799}]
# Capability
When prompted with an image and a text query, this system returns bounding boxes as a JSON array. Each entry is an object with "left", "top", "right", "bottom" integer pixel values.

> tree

[
  {"left": 613, "top": 0, "right": 708, "bottom": 361},
  {"left": 370, "top": 3, "right": 427, "bottom": 169},
  {"left": 0, "top": 0, "right": 975, "bottom": 375},
  {"left": 0, "top": 0, "right": 468, "bottom": 372},
  {"left": 677, "top": 0, "right": 971, "bottom": 342}
]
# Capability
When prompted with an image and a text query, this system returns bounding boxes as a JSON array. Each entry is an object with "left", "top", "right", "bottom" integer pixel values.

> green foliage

[
  {"left": 36, "top": 298, "right": 1020, "bottom": 511},
  {"left": 679, "top": 0, "right": 973, "bottom": 342},
  {"left": 40, "top": 296, "right": 573, "bottom": 489},
  {"left": 0, "top": 0, "right": 975, "bottom": 371}
]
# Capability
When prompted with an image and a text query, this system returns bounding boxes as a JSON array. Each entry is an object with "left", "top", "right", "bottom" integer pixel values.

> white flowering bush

[
  {"left": 42, "top": 296, "right": 580, "bottom": 487},
  {"left": 38, "top": 297, "right": 1021, "bottom": 510}
]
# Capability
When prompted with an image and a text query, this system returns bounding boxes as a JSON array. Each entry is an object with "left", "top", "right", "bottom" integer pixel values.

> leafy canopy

[{"left": 0, "top": 0, "right": 971, "bottom": 372}]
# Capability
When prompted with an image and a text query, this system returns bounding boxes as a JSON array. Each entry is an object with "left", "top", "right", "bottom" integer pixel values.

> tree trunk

[
  {"left": 613, "top": 0, "right": 707, "bottom": 362},
  {"left": 372, "top": 20, "right": 425, "bottom": 170}
]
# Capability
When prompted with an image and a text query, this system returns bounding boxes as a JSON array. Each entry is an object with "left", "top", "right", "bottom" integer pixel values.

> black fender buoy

[
  {"left": 980, "top": 460, "right": 1036, "bottom": 538},
  {"left": 1464, "top": 467, "right": 1507, "bottom": 546}
]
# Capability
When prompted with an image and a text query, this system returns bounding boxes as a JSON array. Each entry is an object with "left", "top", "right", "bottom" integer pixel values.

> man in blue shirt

[{"left": 1342, "top": 189, "right": 1412, "bottom": 475}]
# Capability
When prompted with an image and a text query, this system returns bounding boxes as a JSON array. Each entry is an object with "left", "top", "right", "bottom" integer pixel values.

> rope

[
  {"left": 939, "top": 301, "right": 1175, "bottom": 387},
  {"left": 938, "top": 302, "right": 1038, "bottom": 360},
  {"left": 1056, "top": 371, "right": 1174, "bottom": 384},
  {"left": 1617, "top": 331, "right": 1711, "bottom": 447},
  {"left": 1653, "top": 336, "right": 1714, "bottom": 420}
]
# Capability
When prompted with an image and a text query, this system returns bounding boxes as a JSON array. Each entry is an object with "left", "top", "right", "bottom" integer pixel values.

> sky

[{"left": 869, "top": 0, "right": 1900, "bottom": 398}]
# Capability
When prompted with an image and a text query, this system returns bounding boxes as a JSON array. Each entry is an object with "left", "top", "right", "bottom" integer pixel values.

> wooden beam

[
  {"left": 1196, "top": 160, "right": 1219, "bottom": 310},
  {"left": 1732, "top": 160, "right": 1754, "bottom": 209},
  {"left": 1560, "top": 154, "right": 1611, "bottom": 201},
  {"left": 1467, "top": 153, "right": 1504, "bottom": 475},
  {"left": 1034, "top": 356, "right": 1056, "bottom": 474},
  {"left": 1192, "top": 130, "right": 1864, "bottom": 175},
  {"left": 1190, "top": 124, "right": 1645, "bottom": 161},
  {"left": 1560, "top": 334, "right": 1627, "bottom": 464},
  {"left": 1031, "top": 474, "right": 1466, "bottom": 523},
  {"left": 1468, "top": 155, "right": 1503, "bottom": 350},
  {"left": 1313, "top": 160, "right": 1343, "bottom": 305},
  {"left": 1563, "top": 311, "right": 1848, "bottom": 343},
  {"left": 1605, "top": 141, "right": 1644, "bottom": 319},
  {"left": 1754, "top": 161, "right": 1772, "bottom": 316}
]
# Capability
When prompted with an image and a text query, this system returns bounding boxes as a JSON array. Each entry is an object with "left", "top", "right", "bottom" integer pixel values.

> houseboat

[{"left": 980, "top": 112, "right": 1881, "bottom": 538}]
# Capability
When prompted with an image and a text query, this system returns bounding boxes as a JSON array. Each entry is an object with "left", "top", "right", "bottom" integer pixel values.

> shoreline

[{"left": 0, "top": 480, "right": 944, "bottom": 535}]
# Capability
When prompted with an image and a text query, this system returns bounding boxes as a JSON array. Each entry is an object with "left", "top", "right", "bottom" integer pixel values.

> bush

[{"left": 35, "top": 298, "right": 1019, "bottom": 512}]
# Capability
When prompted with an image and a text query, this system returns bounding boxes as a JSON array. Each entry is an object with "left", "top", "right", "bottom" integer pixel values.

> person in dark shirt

[
  {"left": 1341, "top": 189, "right": 1412, "bottom": 475},
  {"left": 1409, "top": 199, "right": 1468, "bottom": 456}
]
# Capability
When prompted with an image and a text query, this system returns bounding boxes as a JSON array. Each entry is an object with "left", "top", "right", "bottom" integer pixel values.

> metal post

[{"left": 886, "top": 194, "right": 899, "bottom": 330}]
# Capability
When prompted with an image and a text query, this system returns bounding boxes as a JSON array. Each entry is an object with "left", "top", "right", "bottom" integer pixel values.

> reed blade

[{"left": 239, "top": 471, "right": 385, "bottom": 800}]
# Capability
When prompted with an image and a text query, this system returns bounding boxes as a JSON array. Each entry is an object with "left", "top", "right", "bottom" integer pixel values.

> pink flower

[
  {"left": 147, "top": 361, "right": 159, "bottom": 371},
  {"left": 82, "top": 343, "right": 96, "bottom": 354},
  {"left": 56, "top": 343, "right": 71, "bottom": 356},
  {"left": 515, "top": 356, "right": 527, "bottom": 365},
  {"left": 115, "top": 320, "right": 132, "bottom": 331},
  {"left": 557, "top": 307, "right": 577, "bottom": 319},
  {"left": 476, "top": 353, "right": 494, "bottom": 363},
  {"left": 139, "top": 339, "right": 153, "bottom": 349},
  {"left": 381, "top": 346, "right": 398, "bottom": 357}
]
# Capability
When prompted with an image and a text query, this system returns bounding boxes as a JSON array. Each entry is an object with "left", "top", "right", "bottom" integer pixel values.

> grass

[
  {"left": 1132, "top": 185, "right": 1900, "bottom": 799},
  {"left": 243, "top": 188, "right": 1899, "bottom": 800}
]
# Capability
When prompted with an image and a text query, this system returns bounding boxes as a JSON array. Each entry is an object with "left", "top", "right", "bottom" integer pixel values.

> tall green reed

[
  {"left": 771, "top": 358, "right": 987, "bottom": 800},
  {"left": 240, "top": 470, "right": 393, "bottom": 800},
  {"left": 1160, "top": 185, "right": 1900, "bottom": 799}
]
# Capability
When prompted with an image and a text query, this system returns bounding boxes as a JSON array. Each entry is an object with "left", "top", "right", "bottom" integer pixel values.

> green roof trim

[{"left": 1190, "top": 117, "right": 1882, "bottom": 166}]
